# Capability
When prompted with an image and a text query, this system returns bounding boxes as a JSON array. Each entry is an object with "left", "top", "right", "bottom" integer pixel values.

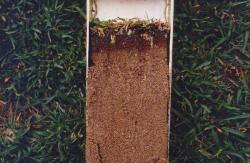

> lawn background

[
  {"left": 1, "top": 0, "right": 250, "bottom": 163},
  {"left": 0, "top": 0, "right": 85, "bottom": 162},
  {"left": 171, "top": 0, "right": 250, "bottom": 162}
]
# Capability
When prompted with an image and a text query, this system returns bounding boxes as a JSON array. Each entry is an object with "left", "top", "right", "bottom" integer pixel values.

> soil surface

[{"left": 87, "top": 24, "right": 170, "bottom": 163}]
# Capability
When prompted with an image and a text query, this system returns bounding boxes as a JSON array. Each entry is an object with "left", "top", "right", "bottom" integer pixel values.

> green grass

[
  {"left": 0, "top": 0, "right": 85, "bottom": 162},
  {"left": 170, "top": 0, "right": 250, "bottom": 162}
]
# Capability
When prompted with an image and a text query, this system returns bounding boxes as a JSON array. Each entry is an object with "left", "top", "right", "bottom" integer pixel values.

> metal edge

[
  {"left": 167, "top": 0, "right": 174, "bottom": 159},
  {"left": 85, "top": 0, "right": 90, "bottom": 162},
  {"left": 86, "top": 0, "right": 90, "bottom": 78}
]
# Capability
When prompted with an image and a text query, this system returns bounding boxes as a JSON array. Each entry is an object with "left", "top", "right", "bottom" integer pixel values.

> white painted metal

[
  {"left": 95, "top": 0, "right": 167, "bottom": 21},
  {"left": 86, "top": 0, "right": 90, "bottom": 78},
  {"left": 168, "top": 0, "right": 174, "bottom": 157}
]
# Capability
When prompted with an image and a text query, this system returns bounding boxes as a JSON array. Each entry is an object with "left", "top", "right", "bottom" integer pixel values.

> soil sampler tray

[{"left": 86, "top": 0, "right": 174, "bottom": 162}]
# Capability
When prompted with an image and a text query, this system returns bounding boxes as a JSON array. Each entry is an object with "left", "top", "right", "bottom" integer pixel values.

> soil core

[{"left": 87, "top": 21, "right": 170, "bottom": 163}]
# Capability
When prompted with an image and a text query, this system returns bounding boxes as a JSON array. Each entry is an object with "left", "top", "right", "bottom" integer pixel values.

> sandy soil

[{"left": 86, "top": 25, "right": 170, "bottom": 162}]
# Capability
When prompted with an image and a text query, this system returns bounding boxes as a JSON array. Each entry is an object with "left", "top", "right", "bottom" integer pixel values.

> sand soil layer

[{"left": 87, "top": 22, "right": 170, "bottom": 163}]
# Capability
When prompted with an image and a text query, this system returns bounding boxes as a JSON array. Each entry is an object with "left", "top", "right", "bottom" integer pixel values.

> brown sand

[{"left": 86, "top": 24, "right": 170, "bottom": 163}]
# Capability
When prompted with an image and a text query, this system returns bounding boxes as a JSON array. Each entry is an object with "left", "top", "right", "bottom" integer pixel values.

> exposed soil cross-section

[{"left": 87, "top": 20, "right": 170, "bottom": 163}]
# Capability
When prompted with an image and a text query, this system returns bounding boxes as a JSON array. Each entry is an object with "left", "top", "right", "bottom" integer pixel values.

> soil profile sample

[{"left": 86, "top": 20, "right": 170, "bottom": 163}]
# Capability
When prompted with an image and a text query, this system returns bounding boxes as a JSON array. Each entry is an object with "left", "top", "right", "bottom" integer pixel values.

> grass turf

[
  {"left": 170, "top": 0, "right": 250, "bottom": 162},
  {"left": 0, "top": 0, "right": 85, "bottom": 162}
]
